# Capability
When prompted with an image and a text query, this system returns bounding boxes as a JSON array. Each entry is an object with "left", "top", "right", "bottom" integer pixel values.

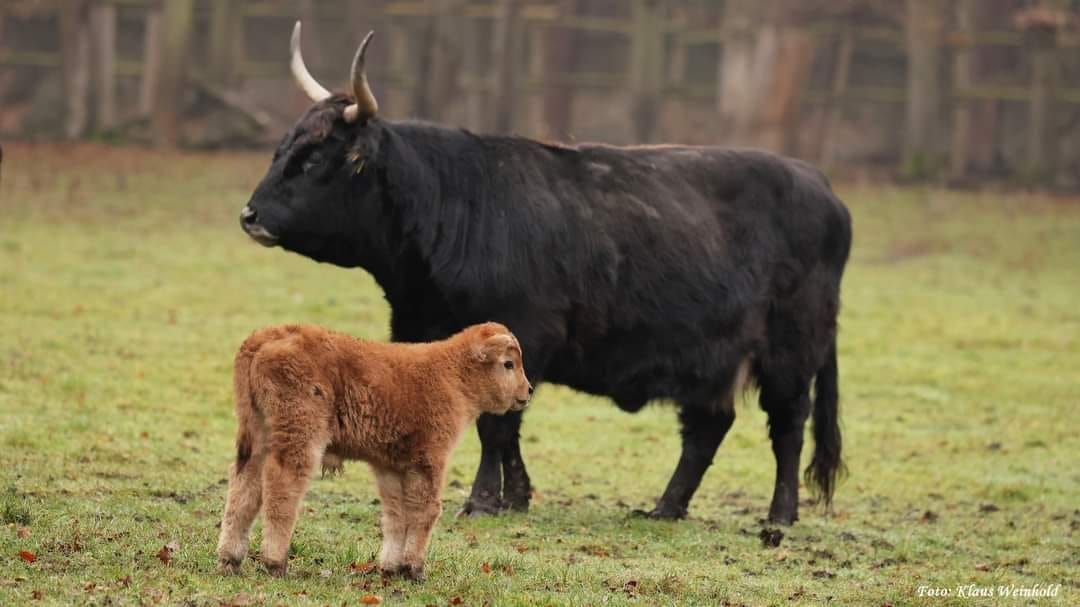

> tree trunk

[
  {"left": 153, "top": 0, "right": 195, "bottom": 147},
  {"left": 903, "top": 0, "right": 945, "bottom": 176}
]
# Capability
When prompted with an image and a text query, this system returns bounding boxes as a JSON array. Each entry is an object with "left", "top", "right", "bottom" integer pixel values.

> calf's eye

[{"left": 503, "top": 361, "right": 514, "bottom": 370}]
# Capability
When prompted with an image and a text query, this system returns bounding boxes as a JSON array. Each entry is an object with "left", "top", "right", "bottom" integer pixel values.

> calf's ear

[{"left": 475, "top": 333, "right": 513, "bottom": 362}]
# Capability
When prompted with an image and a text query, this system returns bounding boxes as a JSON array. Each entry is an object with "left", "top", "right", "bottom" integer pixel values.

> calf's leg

[
  {"left": 647, "top": 403, "right": 736, "bottom": 519},
  {"left": 399, "top": 465, "right": 444, "bottom": 580},
  {"left": 260, "top": 446, "right": 318, "bottom": 577},
  {"left": 217, "top": 445, "right": 266, "bottom": 573},
  {"left": 372, "top": 467, "right": 407, "bottom": 574}
]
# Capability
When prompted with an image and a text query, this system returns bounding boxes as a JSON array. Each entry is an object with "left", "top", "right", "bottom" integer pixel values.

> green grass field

[{"left": 1, "top": 143, "right": 1077, "bottom": 606}]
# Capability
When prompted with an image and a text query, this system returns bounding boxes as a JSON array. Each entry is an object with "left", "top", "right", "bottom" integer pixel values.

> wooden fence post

[
  {"left": 949, "top": 0, "right": 976, "bottom": 183},
  {"left": 818, "top": 20, "right": 854, "bottom": 166},
  {"left": 153, "top": 0, "right": 194, "bottom": 146},
  {"left": 903, "top": 0, "right": 945, "bottom": 178},
  {"left": 491, "top": 0, "right": 522, "bottom": 133},
  {"left": 1017, "top": 7, "right": 1063, "bottom": 184},
  {"left": 628, "top": 0, "right": 664, "bottom": 143},
  {"left": 139, "top": 9, "right": 162, "bottom": 116},
  {"left": 208, "top": 0, "right": 239, "bottom": 86},
  {"left": 462, "top": 14, "right": 487, "bottom": 132},
  {"left": 90, "top": 1, "right": 117, "bottom": 131},
  {"left": 60, "top": 0, "right": 92, "bottom": 139},
  {"left": 542, "top": 0, "right": 579, "bottom": 141}
]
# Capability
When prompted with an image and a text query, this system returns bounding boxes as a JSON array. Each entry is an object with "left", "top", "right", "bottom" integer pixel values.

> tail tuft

[{"left": 804, "top": 340, "right": 845, "bottom": 507}]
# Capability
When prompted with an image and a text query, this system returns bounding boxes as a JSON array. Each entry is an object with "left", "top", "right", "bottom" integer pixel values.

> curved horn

[
  {"left": 343, "top": 31, "right": 379, "bottom": 123},
  {"left": 290, "top": 21, "right": 331, "bottom": 102}
]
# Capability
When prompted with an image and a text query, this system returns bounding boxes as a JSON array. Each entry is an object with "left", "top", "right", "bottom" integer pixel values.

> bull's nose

[{"left": 240, "top": 206, "right": 257, "bottom": 225}]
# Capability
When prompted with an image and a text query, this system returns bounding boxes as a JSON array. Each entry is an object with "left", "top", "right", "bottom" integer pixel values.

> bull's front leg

[
  {"left": 461, "top": 412, "right": 530, "bottom": 515},
  {"left": 499, "top": 410, "right": 531, "bottom": 511},
  {"left": 646, "top": 404, "right": 735, "bottom": 519}
]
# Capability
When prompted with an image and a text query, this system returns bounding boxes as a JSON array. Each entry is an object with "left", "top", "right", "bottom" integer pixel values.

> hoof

[
  {"left": 263, "top": 560, "right": 288, "bottom": 578},
  {"left": 218, "top": 557, "right": 242, "bottom": 575},
  {"left": 400, "top": 563, "right": 426, "bottom": 582},
  {"left": 632, "top": 504, "right": 687, "bottom": 520},
  {"left": 501, "top": 492, "right": 530, "bottom": 513},
  {"left": 458, "top": 497, "right": 502, "bottom": 517}
]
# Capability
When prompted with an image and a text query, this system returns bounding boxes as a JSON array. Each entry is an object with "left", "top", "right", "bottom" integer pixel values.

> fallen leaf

[
  {"left": 350, "top": 560, "right": 377, "bottom": 574},
  {"left": 501, "top": 564, "right": 514, "bottom": 575},
  {"left": 623, "top": 580, "right": 639, "bottom": 596},
  {"left": 975, "top": 562, "right": 991, "bottom": 572},
  {"left": 18, "top": 550, "right": 37, "bottom": 563},
  {"left": 156, "top": 545, "right": 173, "bottom": 565},
  {"left": 513, "top": 544, "right": 528, "bottom": 553},
  {"left": 17, "top": 527, "right": 30, "bottom": 539},
  {"left": 480, "top": 562, "right": 492, "bottom": 574},
  {"left": 450, "top": 597, "right": 464, "bottom": 605},
  {"left": 117, "top": 575, "right": 132, "bottom": 588},
  {"left": 83, "top": 582, "right": 96, "bottom": 592},
  {"left": 920, "top": 510, "right": 939, "bottom": 523},
  {"left": 360, "top": 595, "right": 382, "bottom": 605},
  {"left": 31, "top": 590, "right": 43, "bottom": 600}
]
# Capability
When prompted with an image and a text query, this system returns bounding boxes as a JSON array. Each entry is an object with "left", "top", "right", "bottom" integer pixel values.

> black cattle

[{"left": 240, "top": 23, "right": 852, "bottom": 524}]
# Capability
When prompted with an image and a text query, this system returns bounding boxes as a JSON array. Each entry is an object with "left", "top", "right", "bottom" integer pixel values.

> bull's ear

[{"left": 475, "top": 333, "right": 513, "bottom": 362}]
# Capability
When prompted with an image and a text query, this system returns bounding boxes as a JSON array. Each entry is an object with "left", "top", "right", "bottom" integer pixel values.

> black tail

[{"left": 805, "top": 340, "right": 844, "bottom": 506}]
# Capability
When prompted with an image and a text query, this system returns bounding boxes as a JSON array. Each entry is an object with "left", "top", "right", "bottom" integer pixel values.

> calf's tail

[
  {"left": 804, "top": 339, "right": 844, "bottom": 506},
  {"left": 231, "top": 328, "right": 283, "bottom": 470}
]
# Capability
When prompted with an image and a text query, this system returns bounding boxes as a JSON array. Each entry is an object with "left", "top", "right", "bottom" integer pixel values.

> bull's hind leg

[
  {"left": 217, "top": 444, "right": 266, "bottom": 573},
  {"left": 647, "top": 403, "right": 736, "bottom": 519},
  {"left": 259, "top": 445, "right": 319, "bottom": 576},
  {"left": 759, "top": 372, "right": 812, "bottom": 525}
]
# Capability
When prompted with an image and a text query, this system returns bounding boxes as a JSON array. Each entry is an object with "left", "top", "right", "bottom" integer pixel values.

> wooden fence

[{"left": 2, "top": 0, "right": 1079, "bottom": 184}]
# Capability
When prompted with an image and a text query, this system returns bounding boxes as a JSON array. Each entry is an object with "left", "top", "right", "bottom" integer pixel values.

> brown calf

[{"left": 215, "top": 322, "right": 532, "bottom": 579}]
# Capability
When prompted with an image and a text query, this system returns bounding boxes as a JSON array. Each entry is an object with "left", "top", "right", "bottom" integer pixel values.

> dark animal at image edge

[{"left": 239, "top": 22, "right": 852, "bottom": 525}]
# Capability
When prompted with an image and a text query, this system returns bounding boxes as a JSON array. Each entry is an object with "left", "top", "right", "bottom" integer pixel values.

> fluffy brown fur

[{"left": 215, "top": 322, "right": 532, "bottom": 579}]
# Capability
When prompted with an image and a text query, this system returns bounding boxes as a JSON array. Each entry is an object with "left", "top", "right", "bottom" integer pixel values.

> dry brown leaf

[
  {"left": 156, "top": 545, "right": 173, "bottom": 565},
  {"left": 360, "top": 595, "right": 382, "bottom": 605},
  {"left": 350, "top": 560, "right": 377, "bottom": 574},
  {"left": 480, "top": 562, "right": 492, "bottom": 574},
  {"left": 18, "top": 550, "right": 37, "bottom": 563}
]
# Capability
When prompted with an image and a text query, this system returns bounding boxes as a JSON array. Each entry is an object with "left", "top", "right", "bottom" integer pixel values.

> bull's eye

[
  {"left": 301, "top": 154, "right": 321, "bottom": 173},
  {"left": 503, "top": 360, "right": 514, "bottom": 370}
]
